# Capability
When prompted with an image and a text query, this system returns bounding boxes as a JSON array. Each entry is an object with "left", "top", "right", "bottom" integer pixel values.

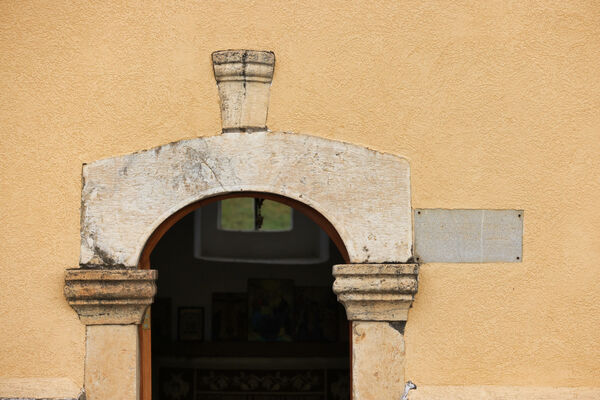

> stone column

[
  {"left": 212, "top": 49, "right": 275, "bottom": 132},
  {"left": 65, "top": 269, "right": 157, "bottom": 400},
  {"left": 333, "top": 264, "right": 419, "bottom": 400}
]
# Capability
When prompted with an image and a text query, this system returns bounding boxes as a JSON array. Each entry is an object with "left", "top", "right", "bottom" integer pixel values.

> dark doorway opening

[{"left": 146, "top": 195, "right": 351, "bottom": 400}]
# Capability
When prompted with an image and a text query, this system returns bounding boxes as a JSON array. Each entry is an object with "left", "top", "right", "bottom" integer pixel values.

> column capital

[
  {"left": 333, "top": 264, "right": 419, "bottom": 321},
  {"left": 64, "top": 268, "right": 157, "bottom": 325}
]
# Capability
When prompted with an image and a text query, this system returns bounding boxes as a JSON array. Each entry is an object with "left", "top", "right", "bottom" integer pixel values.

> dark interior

[{"left": 150, "top": 197, "right": 350, "bottom": 400}]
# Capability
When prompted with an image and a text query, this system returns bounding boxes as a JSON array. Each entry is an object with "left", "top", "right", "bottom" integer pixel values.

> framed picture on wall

[{"left": 178, "top": 307, "right": 204, "bottom": 341}]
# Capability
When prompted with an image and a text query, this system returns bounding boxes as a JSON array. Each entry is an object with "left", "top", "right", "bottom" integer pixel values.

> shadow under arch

[
  {"left": 138, "top": 191, "right": 350, "bottom": 270},
  {"left": 137, "top": 191, "right": 351, "bottom": 400}
]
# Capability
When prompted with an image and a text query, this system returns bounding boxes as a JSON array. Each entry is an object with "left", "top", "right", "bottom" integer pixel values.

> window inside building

[
  {"left": 219, "top": 198, "right": 293, "bottom": 232},
  {"left": 194, "top": 200, "right": 329, "bottom": 264},
  {"left": 150, "top": 196, "right": 350, "bottom": 400}
]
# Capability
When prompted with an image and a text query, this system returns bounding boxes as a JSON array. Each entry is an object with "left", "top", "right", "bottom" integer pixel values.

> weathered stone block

[
  {"left": 85, "top": 325, "right": 137, "bottom": 400},
  {"left": 64, "top": 269, "right": 157, "bottom": 325},
  {"left": 333, "top": 264, "right": 419, "bottom": 321},
  {"left": 352, "top": 321, "right": 406, "bottom": 400},
  {"left": 212, "top": 50, "right": 275, "bottom": 131}
]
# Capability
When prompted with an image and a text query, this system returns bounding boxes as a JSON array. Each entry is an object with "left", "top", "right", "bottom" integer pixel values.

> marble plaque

[{"left": 414, "top": 209, "right": 523, "bottom": 263}]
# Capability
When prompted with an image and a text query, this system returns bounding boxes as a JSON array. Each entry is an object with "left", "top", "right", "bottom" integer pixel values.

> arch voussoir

[{"left": 79, "top": 131, "right": 413, "bottom": 268}]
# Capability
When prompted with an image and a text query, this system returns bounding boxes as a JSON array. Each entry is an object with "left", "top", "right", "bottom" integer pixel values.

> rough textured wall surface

[{"left": 0, "top": 0, "right": 599, "bottom": 389}]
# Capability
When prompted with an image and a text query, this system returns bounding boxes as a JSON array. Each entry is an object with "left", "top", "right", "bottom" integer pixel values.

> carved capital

[
  {"left": 212, "top": 49, "right": 275, "bottom": 83},
  {"left": 64, "top": 269, "right": 157, "bottom": 325},
  {"left": 333, "top": 264, "right": 419, "bottom": 321}
]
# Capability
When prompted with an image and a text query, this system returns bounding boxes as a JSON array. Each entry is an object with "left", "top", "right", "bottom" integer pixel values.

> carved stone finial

[
  {"left": 64, "top": 269, "right": 157, "bottom": 325},
  {"left": 212, "top": 49, "right": 275, "bottom": 132},
  {"left": 333, "top": 264, "right": 419, "bottom": 321}
]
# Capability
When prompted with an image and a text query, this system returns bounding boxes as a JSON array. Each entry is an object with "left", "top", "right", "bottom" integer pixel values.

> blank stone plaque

[{"left": 414, "top": 209, "right": 523, "bottom": 263}]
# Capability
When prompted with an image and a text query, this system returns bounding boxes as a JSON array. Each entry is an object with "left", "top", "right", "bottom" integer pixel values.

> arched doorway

[
  {"left": 66, "top": 129, "right": 418, "bottom": 400},
  {"left": 139, "top": 193, "right": 351, "bottom": 400}
]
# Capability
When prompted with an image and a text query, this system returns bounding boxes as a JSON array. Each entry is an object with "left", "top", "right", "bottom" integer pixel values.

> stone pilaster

[
  {"left": 64, "top": 268, "right": 156, "bottom": 400},
  {"left": 64, "top": 268, "right": 157, "bottom": 325},
  {"left": 333, "top": 263, "right": 419, "bottom": 400},
  {"left": 85, "top": 325, "right": 138, "bottom": 400}
]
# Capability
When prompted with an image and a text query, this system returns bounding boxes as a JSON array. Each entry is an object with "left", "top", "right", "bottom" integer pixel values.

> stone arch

[{"left": 80, "top": 130, "right": 412, "bottom": 268}]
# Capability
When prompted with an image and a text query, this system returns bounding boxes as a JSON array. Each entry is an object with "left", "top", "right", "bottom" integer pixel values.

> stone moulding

[
  {"left": 212, "top": 49, "right": 275, "bottom": 83},
  {"left": 333, "top": 264, "right": 419, "bottom": 321},
  {"left": 64, "top": 269, "right": 157, "bottom": 325}
]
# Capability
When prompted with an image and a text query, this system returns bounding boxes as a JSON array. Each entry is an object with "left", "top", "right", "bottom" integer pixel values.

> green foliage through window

[
  {"left": 219, "top": 198, "right": 254, "bottom": 231},
  {"left": 219, "top": 198, "right": 292, "bottom": 231}
]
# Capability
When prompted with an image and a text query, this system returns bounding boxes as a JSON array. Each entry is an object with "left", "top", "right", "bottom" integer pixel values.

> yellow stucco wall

[{"left": 1, "top": 0, "right": 598, "bottom": 389}]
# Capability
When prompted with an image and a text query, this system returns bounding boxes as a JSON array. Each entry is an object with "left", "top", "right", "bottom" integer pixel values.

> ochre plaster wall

[{"left": 0, "top": 0, "right": 598, "bottom": 389}]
